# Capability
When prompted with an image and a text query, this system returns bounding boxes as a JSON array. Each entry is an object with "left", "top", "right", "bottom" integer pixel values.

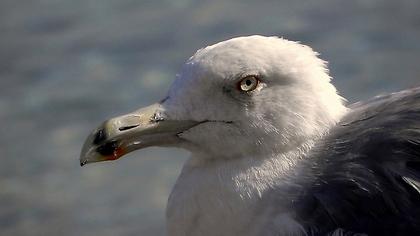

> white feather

[{"left": 160, "top": 35, "right": 348, "bottom": 236}]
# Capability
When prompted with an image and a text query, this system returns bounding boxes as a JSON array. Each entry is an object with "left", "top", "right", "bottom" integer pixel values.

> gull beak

[{"left": 80, "top": 103, "right": 198, "bottom": 166}]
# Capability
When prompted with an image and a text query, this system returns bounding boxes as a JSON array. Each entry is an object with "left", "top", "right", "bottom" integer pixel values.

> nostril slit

[
  {"left": 93, "top": 129, "right": 106, "bottom": 145},
  {"left": 119, "top": 125, "right": 139, "bottom": 131}
]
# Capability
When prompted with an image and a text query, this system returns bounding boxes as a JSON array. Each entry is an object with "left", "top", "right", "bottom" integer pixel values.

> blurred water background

[{"left": 1, "top": 0, "right": 420, "bottom": 235}]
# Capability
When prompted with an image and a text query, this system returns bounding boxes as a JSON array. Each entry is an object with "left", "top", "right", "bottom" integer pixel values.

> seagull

[{"left": 80, "top": 35, "right": 420, "bottom": 236}]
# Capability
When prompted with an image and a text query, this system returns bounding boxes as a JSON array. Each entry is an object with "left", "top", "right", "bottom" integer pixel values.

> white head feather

[
  {"left": 163, "top": 35, "right": 348, "bottom": 236},
  {"left": 163, "top": 35, "right": 347, "bottom": 160}
]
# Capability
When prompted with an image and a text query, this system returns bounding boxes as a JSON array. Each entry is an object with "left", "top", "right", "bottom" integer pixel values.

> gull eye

[{"left": 238, "top": 75, "right": 259, "bottom": 92}]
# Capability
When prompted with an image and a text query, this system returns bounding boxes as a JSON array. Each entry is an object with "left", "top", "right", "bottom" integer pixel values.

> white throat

[{"left": 166, "top": 140, "right": 315, "bottom": 236}]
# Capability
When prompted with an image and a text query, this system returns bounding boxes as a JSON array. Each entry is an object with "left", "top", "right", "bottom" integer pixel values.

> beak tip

[{"left": 80, "top": 159, "right": 87, "bottom": 167}]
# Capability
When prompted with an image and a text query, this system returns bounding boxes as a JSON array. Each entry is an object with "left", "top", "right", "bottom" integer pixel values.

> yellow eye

[{"left": 238, "top": 75, "right": 259, "bottom": 92}]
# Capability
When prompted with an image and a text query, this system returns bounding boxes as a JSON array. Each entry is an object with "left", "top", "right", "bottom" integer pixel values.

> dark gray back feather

[{"left": 292, "top": 87, "right": 420, "bottom": 235}]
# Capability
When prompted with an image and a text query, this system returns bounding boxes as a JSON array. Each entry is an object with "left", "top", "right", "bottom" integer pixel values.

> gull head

[{"left": 80, "top": 35, "right": 347, "bottom": 165}]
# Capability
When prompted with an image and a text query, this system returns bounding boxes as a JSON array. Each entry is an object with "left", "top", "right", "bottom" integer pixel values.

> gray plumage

[{"left": 273, "top": 88, "right": 420, "bottom": 235}]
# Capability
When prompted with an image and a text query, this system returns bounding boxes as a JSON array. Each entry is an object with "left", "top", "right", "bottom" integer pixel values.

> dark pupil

[{"left": 245, "top": 79, "right": 252, "bottom": 86}]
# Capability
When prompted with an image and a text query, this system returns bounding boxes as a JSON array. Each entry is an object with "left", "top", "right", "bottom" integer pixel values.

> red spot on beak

[{"left": 107, "top": 147, "right": 126, "bottom": 161}]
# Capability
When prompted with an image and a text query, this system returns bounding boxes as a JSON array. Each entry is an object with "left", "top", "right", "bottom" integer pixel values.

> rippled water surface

[{"left": 1, "top": 0, "right": 420, "bottom": 235}]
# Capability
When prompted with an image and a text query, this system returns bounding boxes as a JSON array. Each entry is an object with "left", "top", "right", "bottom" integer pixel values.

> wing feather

[{"left": 293, "top": 87, "right": 420, "bottom": 235}]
